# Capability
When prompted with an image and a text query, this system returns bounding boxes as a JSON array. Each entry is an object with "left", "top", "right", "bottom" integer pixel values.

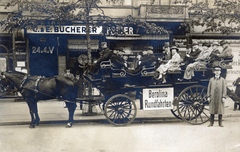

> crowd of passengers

[{"left": 87, "top": 40, "right": 233, "bottom": 83}]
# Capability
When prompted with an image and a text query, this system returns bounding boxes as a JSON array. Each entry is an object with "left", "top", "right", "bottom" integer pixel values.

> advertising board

[{"left": 142, "top": 87, "right": 174, "bottom": 110}]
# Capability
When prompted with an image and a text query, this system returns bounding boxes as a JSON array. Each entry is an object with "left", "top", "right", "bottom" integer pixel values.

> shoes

[{"left": 158, "top": 74, "right": 162, "bottom": 80}]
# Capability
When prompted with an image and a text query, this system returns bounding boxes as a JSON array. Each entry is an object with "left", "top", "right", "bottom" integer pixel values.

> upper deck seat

[{"left": 218, "top": 55, "right": 233, "bottom": 69}]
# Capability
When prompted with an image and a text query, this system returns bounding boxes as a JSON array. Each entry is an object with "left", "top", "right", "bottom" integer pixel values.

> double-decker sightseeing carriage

[{"left": 76, "top": 52, "right": 234, "bottom": 126}]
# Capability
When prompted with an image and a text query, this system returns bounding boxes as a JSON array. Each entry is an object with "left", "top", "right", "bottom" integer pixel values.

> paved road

[
  {"left": 0, "top": 117, "right": 240, "bottom": 152},
  {"left": 0, "top": 97, "right": 239, "bottom": 126},
  {"left": 0, "top": 97, "right": 240, "bottom": 152}
]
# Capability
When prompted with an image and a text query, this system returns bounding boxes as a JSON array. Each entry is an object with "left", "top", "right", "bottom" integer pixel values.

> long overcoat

[{"left": 207, "top": 77, "right": 227, "bottom": 114}]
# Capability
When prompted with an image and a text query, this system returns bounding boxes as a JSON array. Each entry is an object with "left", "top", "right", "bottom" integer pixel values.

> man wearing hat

[
  {"left": 218, "top": 40, "right": 232, "bottom": 58},
  {"left": 210, "top": 40, "right": 233, "bottom": 68},
  {"left": 88, "top": 42, "right": 112, "bottom": 74},
  {"left": 111, "top": 47, "right": 128, "bottom": 69},
  {"left": 207, "top": 67, "right": 227, "bottom": 127},
  {"left": 183, "top": 42, "right": 212, "bottom": 80},
  {"left": 162, "top": 42, "right": 171, "bottom": 60},
  {"left": 183, "top": 41, "right": 201, "bottom": 65},
  {"left": 156, "top": 46, "right": 182, "bottom": 83},
  {"left": 130, "top": 46, "right": 157, "bottom": 74},
  {"left": 209, "top": 41, "right": 221, "bottom": 67}
]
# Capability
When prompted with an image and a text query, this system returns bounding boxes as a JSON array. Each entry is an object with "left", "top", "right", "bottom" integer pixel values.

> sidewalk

[{"left": 0, "top": 97, "right": 239, "bottom": 126}]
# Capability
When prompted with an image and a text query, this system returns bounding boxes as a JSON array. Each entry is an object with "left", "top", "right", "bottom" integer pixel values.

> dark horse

[{"left": 1, "top": 71, "right": 77, "bottom": 128}]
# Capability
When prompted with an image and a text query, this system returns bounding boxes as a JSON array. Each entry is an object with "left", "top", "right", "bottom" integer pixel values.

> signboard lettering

[
  {"left": 32, "top": 46, "right": 55, "bottom": 54},
  {"left": 143, "top": 88, "right": 174, "bottom": 110},
  {"left": 106, "top": 26, "right": 134, "bottom": 35},
  {"left": 27, "top": 26, "right": 102, "bottom": 34}
]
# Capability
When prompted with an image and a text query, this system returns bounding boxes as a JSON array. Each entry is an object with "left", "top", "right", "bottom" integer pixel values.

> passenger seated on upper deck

[
  {"left": 88, "top": 42, "right": 113, "bottom": 74},
  {"left": 209, "top": 41, "right": 221, "bottom": 67},
  {"left": 162, "top": 42, "right": 171, "bottom": 61},
  {"left": 127, "top": 46, "right": 157, "bottom": 74},
  {"left": 111, "top": 48, "right": 128, "bottom": 69},
  {"left": 155, "top": 46, "right": 183, "bottom": 83},
  {"left": 138, "top": 46, "right": 156, "bottom": 67},
  {"left": 211, "top": 40, "right": 233, "bottom": 68},
  {"left": 183, "top": 42, "right": 212, "bottom": 80},
  {"left": 183, "top": 41, "right": 201, "bottom": 65}
]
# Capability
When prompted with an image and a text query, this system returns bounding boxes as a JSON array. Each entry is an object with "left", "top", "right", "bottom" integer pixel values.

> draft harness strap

[{"left": 34, "top": 76, "right": 43, "bottom": 98}]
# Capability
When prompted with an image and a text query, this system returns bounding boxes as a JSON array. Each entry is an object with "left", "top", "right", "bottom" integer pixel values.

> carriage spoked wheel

[
  {"left": 177, "top": 85, "right": 210, "bottom": 125},
  {"left": 170, "top": 97, "right": 182, "bottom": 120},
  {"left": 104, "top": 94, "right": 137, "bottom": 126}
]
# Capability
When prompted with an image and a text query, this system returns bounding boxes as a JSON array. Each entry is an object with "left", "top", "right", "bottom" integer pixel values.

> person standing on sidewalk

[{"left": 207, "top": 67, "right": 227, "bottom": 127}]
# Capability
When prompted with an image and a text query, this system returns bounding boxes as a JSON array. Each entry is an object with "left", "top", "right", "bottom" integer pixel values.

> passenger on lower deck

[{"left": 155, "top": 46, "right": 183, "bottom": 83}]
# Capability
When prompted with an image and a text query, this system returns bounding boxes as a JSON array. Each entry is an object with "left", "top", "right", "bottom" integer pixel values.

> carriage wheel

[
  {"left": 170, "top": 97, "right": 182, "bottom": 120},
  {"left": 104, "top": 94, "right": 137, "bottom": 126},
  {"left": 177, "top": 85, "right": 210, "bottom": 125}
]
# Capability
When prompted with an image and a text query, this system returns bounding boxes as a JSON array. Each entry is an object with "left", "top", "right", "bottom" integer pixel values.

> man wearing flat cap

[
  {"left": 183, "top": 42, "right": 212, "bottom": 80},
  {"left": 207, "top": 67, "right": 227, "bottom": 127}
]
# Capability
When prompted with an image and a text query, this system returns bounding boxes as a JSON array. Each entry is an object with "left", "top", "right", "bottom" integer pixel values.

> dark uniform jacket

[{"left": 184, "top": 48, "right": 201, "bottom": 64}]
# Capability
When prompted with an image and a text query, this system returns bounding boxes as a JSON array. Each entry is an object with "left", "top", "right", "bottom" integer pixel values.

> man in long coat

[{"left": 207, "top": 67, "right": 227, "bottom": 127}]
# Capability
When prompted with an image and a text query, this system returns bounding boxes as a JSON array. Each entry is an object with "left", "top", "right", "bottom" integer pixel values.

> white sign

[
  {"left": 143, "top": 88, "right": 174, "bottom": 110},
  {"left": 27, "top": 25, "right": 102, "bottom": 34}
]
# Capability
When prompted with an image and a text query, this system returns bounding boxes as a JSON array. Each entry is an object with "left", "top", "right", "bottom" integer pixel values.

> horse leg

[
  {"left": 32, "top": 101, "right": 40, "bottom": 126},
  {"left": 65, "top": 101, "right": 77, "bottom": 128},
  {"left": 26, "top": 101, "right": 36, "bottom": 128}
]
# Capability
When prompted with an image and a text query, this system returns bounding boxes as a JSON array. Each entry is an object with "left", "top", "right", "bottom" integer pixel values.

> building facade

[{"left": 0, "top": 0, "right": 239, "bottom": 80}]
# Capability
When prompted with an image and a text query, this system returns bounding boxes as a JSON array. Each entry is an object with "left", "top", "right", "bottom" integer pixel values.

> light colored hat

[
  {"left": 101, "top": 42, "right": 107, "bottom": 48},
  {"left": 212, "top": 41, "right": 220, "bottom": 46},
  {"left": 147, "top": 46, "right": 154, "bottom": 50},
  {"left": 214, "top": 67, "right": 221, "bottom": 71},
  {"left": 192, "top": 41, "right": 199, "bottom": 46}
]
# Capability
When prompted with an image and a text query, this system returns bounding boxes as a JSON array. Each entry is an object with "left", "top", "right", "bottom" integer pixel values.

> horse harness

[{"left": 20, "top": 75, "right": 49, "bottom": 98}]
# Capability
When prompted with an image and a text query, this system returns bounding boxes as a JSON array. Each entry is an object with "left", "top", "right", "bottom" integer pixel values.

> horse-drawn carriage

[
  {"left": 76, "top": 52, "right": 234, "bottom": 126},
  {"left": 0, "top": 51, "right": 236, "bottom": 128}
]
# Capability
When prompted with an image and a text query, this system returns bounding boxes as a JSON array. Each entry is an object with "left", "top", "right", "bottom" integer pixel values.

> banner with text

[
  {"left": 27, "top": 25, "right": 102, "bottom": 34},
  {"left": 143, "top": 88, "right": 174, "bottom": 110}
]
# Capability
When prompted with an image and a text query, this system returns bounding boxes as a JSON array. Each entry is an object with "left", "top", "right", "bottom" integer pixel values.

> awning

[{"left": 106, "top": 34, "right": 169, "bottom": 40}]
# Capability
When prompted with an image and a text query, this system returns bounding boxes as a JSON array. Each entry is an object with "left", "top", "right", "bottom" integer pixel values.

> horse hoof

[{"left": 66, "top": 123, "right": 72, "bottom": 128}]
